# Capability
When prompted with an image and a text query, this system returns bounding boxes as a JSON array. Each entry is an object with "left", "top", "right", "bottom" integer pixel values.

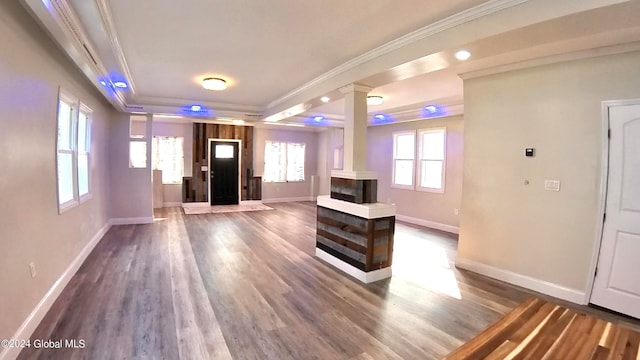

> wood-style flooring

[
  {"left": 17, "top": 202, "right": 637, "bottom": 359},
  {"left": 445, "top": 297, "right": 640, "bottom": 359}
]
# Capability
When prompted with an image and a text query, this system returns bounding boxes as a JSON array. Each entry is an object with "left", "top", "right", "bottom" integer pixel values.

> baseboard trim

[
  {"left": 0, "top": 222, "right": 111, "bottom": 360},
  {"left": 316, "top": 248, "right": 392, "bottom": 283},
  {"left": 162, "top": 202, "right": 182, "bottom": 207},
  {"left": 395, "top": 214, "right": 459, "bottom": 234},
  {"left": 109, "top": 217, "right": 154, "bottom": 225},
  {"left": 239, "top": 200, "right": 263, "bottom": 205},
  {"left": 262, "top": 196, "right": 315, "bottom": 204},
  {"left": 181, "top": 202, "right": 210, "bottom": 208},
  {"left": 455, "top": 257, "right": 586, "bottom": 304}
]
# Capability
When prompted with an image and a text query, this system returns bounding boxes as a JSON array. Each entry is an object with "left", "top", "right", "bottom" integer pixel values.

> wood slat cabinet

[
  {"left": 316, "top": 206, "right": 394, "bottom": 272},
  {"left": 330, "top": 177, "right": 377, "bottom": 204}
]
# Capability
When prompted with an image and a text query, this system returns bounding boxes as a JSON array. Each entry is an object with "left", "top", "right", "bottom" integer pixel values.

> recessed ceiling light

[
  {"left": 232, "top": 119, "right": 245, "bottom": 125},
  {"left": 367, "top": 96, "right": 384, "bottom": 106},
  {"left": 455, "top": 50, "right": 471, "bottom": 61},
  {"left": 425, "top": 105, "right": 438, "bottom": 113},
  {"left": 313, "top": 116, "right": 324, "bottom": 122},
  {"left": 190, "top": 105, "right": 202, "bottom": 112},
  {"left": 374, "top": 114, "right": 386, "bottom": 120},
  {"left": 113, "top": 81, "right": 128, "bottom": 88},
  {"left": 320, "top": 96, "right": 330, "bottom": 103},
  {"left": 202, "top": 77, "right": 227, "bottom": 91},
  {"left": 99, "top": 80, "right": 107, "bottom": 86}
]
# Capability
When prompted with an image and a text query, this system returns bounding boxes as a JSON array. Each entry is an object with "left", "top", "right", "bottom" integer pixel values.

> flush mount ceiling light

[
  {"left": 320, "top": 96, "right": 330, "bottom": 103},
  {"left": 367, "top": 96, "right": 384, "bottom": 106},
  {"left": 202, "top": 77, "right": 227, "bottom": 91},
  {"left": 113, "top": 81, "right": 128, "bottom": 88},
  {"left": 455, "top": 50, "right": 471, "bottom": 61}
]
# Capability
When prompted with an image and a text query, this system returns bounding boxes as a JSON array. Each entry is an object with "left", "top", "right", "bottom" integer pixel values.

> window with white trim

[
  {"left": 264, "top": 141, "right": 305, "bottom": 182},
  {"left": 392, "top": 131, "right": 416, "bottom": 189},
  {"left": 129, "top": 141, "right": 147, "bottom": 168},
  {"left": 129, "top": 115, "right": 148, "bottom": 168},
  {"left": 417, "top": 128, "right": 446, "bottom": 192},
  {"left": 56, "top": 90, "right": 92, "bottom": 212},
  {"left": 77, "top": 106, "right": 92, "bottom": 199},
  {"left": 152, "top": 136, "right": 184, "bottom": 184}
]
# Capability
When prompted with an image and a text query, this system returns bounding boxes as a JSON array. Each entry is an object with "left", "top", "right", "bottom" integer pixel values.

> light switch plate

[{"left": 544, "top": 180, "right": 561, "bottom": 191}]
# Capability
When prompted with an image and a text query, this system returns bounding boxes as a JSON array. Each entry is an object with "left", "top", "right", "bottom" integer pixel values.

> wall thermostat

[{"left": 525, "top": 148, "right": 535, "bottom": 157}]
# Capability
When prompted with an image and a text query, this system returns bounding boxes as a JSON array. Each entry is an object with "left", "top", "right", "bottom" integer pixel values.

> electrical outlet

[
  {"left": 29, "top": 262, "right": 36, "bottom": 278},
  {"left": 454, "top": 208, "right": 459, "bottom": 215}
]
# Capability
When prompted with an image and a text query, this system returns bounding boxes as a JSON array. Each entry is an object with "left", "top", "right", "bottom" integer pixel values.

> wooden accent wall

[
  {"left": 190, "top": 123, "right": 258, "bottom": 202},
  {"left": 316, "top": 206, "right": 394, "bottom": 272}
]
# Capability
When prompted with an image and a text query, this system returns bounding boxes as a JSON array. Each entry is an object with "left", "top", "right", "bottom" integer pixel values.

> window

[
  {"left": 129, "top": 141, "right": 147, "bottom": 168},
  {"left": 78, "top": 106, "right": 91, "bottom": 198},
  {"left": 129, "top": 115, "right": 148, "bottom": 168},
  {"left": 215, "top": 144, "right": 234, "bottom": 159},
  {"left": 391, "top": 128, "right": 447, "bottom": 193},
  {"left": 264, "top": 141, "right": 305, "bottom": 182},
  {"left": 418, "top": 128, "right": 446, "bottom": 192},
  {"left": 152, "top": 136, "right": 184, "bottom": 184},
  {"left": 56, "top": 89, "right": 92, "bottom": 212},
  {"left": 392, "top": 131, "right": 416, "bottom": 189}
]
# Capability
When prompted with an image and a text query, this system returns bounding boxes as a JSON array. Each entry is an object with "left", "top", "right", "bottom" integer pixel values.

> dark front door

[{"left": 210, "top": 141, "right": 239, "bottom": 205}]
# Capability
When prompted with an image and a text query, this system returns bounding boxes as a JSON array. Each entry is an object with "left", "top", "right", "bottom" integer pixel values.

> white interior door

[{"left": 590, "top": 103, "right": 640, "bottom": 319}]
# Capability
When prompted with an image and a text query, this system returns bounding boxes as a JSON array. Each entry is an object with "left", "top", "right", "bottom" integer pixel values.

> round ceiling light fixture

[
  {"left": 454, "top": 50, "right": 471, "bottom": 61},
  {"left": 320, "top": 96, "right": 330, "bottom": 103},
  {"left": 367, "top": 96, "right": 384, "bottom": 106},
  {"left": 202, "top": 77, "right": 227, "bottom": 91}
]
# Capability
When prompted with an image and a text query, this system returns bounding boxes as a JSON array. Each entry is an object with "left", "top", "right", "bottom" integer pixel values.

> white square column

[{"left": 335, "top": 84, "right": 377, "bottom": 179}]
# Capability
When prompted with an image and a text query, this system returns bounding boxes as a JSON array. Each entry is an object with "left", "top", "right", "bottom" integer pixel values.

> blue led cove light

[
  {"left": 422, "top": 104, "right": 447, "bottom": 118},
  {"left": 179, "top": 104, "right": 211, "bottom": 117}
]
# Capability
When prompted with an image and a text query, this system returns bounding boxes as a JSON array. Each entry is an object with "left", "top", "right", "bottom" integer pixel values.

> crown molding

[
  {"left": 132, "top": 95, "right": 263, "bottom": 114},
  {"left": 95, "top": 0, "right": 137, "bottom": 95},
  {"left": 21, "top": 0, "right": 127, "bottom": 110},
  {"left": 459, "top": 40, "right": 640, "bottom": 80},
  {"left": 266, "top": 0, "right": 530, "bottom": 110}
]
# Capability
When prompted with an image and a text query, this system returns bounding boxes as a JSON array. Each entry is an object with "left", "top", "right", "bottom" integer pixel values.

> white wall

[
  {"left": 458, "top": 51, "right": 640, "bottom": 300},
  {"left": 367, "top": 116, "right": 464, "bottom": 230},
  {"left": 151, "top": 120, "right": 193, "bottom": 205},
  {"left": 317, "top": 128, "right": 344, "bottom": 196},
  {"left": 108, "top": 114, "right": 153, "bottom": 220},
  {"left": 0, "top": 0, "right": 113, "bottom": 347},
  {"left": 253, "top": 127, "right": 319, "bottom": 201}
]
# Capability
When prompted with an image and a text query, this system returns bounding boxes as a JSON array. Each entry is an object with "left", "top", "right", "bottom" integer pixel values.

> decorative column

[{"left": 315, "top": 84, "right": 396, "bottom": 283}]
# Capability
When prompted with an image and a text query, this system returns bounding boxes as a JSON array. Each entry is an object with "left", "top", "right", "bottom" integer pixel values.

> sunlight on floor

[{"left": 392, "top": 233, "right": 462, "bottom": 299}]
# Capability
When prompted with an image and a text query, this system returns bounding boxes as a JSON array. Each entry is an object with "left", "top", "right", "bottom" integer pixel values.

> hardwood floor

[
  {"left": 19, "top": 202, "right": 615, "bottom": 359},
  {"left": 444, "top": 297, "right": 640, "bottom": 359}
]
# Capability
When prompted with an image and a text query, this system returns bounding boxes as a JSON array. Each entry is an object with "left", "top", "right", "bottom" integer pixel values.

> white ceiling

[{"left": 23, "top": 0, "right": 640, "bottom": 127}]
